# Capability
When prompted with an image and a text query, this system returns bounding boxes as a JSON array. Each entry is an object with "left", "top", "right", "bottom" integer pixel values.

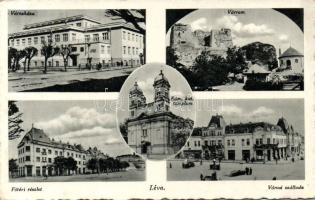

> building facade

[
  {"left": 126, "top": 70, "right": 193, "bottom": 157},
  {"left": 278, "top": 47, "right": 304, "bottom": 71},
  {"left": 169, "top": 23, "right": 233, "bottom": 67},
  {"left": 9, "top": 15, "right": 144, "bottom": 69},
  {"left": 181, "top": 115, "right": 302, "bottom": 162},
  {"left": 16, "top": 126, "right": 107, "bottom": 177}
]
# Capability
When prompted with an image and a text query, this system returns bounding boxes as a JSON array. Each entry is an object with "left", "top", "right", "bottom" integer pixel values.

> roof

[
  {"left": 279, "top": 47, "right": 303, "bottom": 59},
  {"left": 243, "top": 63, "right": 270, "bottom": 74},
  {"left": 208, "top": 115, "right": 226, "bottom": 128},
  {"left": 129, "top": 81, "right": 143, "bottom": 94},
  {"left": 153, "top": 70, "right": 170, "bottom": 87},
  {"left": 24, "top": 15, "right": 101, "bottom": 30},
  {"left": 225, "top": 122, "right": 282, "bottom": 134}
]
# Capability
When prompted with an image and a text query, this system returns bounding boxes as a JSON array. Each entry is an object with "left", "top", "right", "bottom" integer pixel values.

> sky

[
  {"left": 9, "top": 100, "right": 133, "bottom": 159},
  {"left": 116, "top": 63, "right": 196, "bottom": 124},
  {"left": 194, "top": 99, "right": 304, "bottom": 135},
  {"left": 166, "top": 9, "right": 304, "bottom": 56}
]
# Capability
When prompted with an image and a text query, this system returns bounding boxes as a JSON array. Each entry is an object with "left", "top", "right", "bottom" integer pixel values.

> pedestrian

[
  {"left": 245, "top": 167, "right": 249, "bottom": 175},
  {"left": 200, "top": 173, "right": 203, "bottom": 180},
  {"left": 249, "top": 167, "right": 252, "bottom": 175}
]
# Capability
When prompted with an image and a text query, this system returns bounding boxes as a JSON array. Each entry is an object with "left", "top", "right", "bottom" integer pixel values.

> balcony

[{"left": 254, "top": 143, "right": 279, "bottom": 149}]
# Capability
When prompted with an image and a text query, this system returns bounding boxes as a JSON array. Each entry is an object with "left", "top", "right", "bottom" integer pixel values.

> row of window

[
  {"left": 203, "top": 130, "right": 223, "bottom": 137},
  {"left": 256, "top": 138, "right": 286, "bottom": 145},
  {"left": 18, "top": 156, "right": 30, "bottom": 163},
  {"left": 10, "top": 31, "right": 110, "bottom": 46},
  {"left": 123, "top": 46, "right": 140, "bottom": 56},
  {"left": 18, "top": 146, "right": 31, "bottom": 155},
  {"left": 122, "top": 30, "right": 142, "bottom": 43},
  {"left": 35, "top": 147, "right": 86, "bottom": 159}
]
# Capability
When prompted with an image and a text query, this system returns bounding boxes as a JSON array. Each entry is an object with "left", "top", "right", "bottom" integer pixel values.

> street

[
  {"left": 9, "top": 67, "right": 137, "bottom": 92},
  {"left": 167, "top": 159, "right": 304, "bottom": 181},
  {"left": 10, "top": 169, "right": 145, "bottom": 182}
]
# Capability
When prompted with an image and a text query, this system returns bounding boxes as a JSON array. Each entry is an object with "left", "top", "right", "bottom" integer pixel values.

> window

[
  {"left": 76, "top": 22, "right": 81, "bottom": 27},
  {"left": 135, "top": 35, "right": 138, "bottom": 42},
  {"left": 123, "top": 31, "right": 126, "bottom": 39},
  {"left": 246, "top": 138, "right": 250, "bottom": 146},
  {"left": 36, "top": 157, "right": 40, "bottom": 162},
  {"left": 187, "top": 141, "right": 190, "bottom": 147},
  {"left": 47, "top": 35, "right": 52, "bottom": 42},
  {"left": 198, "top": 141, "right": 200, "bottom": 146},
  {"left": 42, "top": 157, "right": 46, "bottom": 162},
  {"left": 34, "top": 37, "right": 38, "bottom": 45},
  {"left": 56, "top": 61, "right": 59, "bottom": 67},
  {"left": 256, "top": 139, "right": 259, "bottom": 145},
  {"left": 267, "top": 138, "right": 270, "bottom": 144},
  {"left": 132, "top": 47, "right": 135, "bottom": 55},
  {"left": 101, "top": 45, "right": 105, "bottom": 54},
  {"left": 205, "top": 140, "right": 208, "bottom": 146},
  {"left": 259, "top": 138, "right": 263, "bottom": 145},
  {"left": 128, "top": 32, "right": 130, "bottom": 40},
  {"left": 85, "top": 35, "right": 90, "bottom": 42},
  {"left": 16, "top": 39, "right": 20, "bottom": 46},
  {"left": 132, "top": 34, "right": 134, "bottom": 41},
  {"left": 48, "top": 158, "right": 52, "bottom": 163},
  {"left": 22, "top": 38, "right": 26, "bottom": 46},
  {"left": 242, "top": 139, "right": 245, "bottom": 146},
  {"left": 123, "top": 46, "right": 126, "bottom": 54},
  {"left": 218, "top": 140, "right": 222, "bottom": 145},
  {"left": 71, "top": 33, "right": 76, "bottom": 41},
  {"left": 25, "top": 146, "right": 30, "bottom": 152},
  {"left": 93, "top": 34, "right": 99, "bottom": 41},
  {"left": 28, "top": 38, "right": 32, "bottom": 45},
  {"left": 71, "top": 153, "right": 74, "bottom": 157},
  {"left": 136, "top": 48, "right": 138, "bottom": 55},
  {"left": 142, "top": 129, "right": 147, "bottom": 137},
  {"left": 62, "top": 33, "right": 68, "bottom": 42},
  {"left": 36, "top": 167, "right": 40, "bottom": 176},
  {"left": 25, "top": 156, "right": 30, "bottom": 161},
  {"left": 67, "top": 152, "right": 70, "bottom": 156},
  {"left": 295, "top": 59, "right": 298, "bottom": 63},
  {"left": 10, "top": 39, "right": 14, "bottom": 46},
  {"left": 102, "top": 32, "right": 109, "bottom": 40},
  {"left": 54, "top": 34, "right": 60, "bottom": 42},
  {"left": 40, "top": 36, "right": 45, "bottom": 43},
  {"left": 55, "top": 151, "right": 58, "bottom": 155},
  {"left": 80, "top": 47, "right": 84, "bottom": 52},
  {"left": 36, "top": 148, "right": 40, "bottom": 153},
  {"left": 128, "top": 47, "right": 130, "bottom": 55},
  {"left": 59, "top": 151, "right": 62, "bottom": 156},
  {"left": 227, "top": 140, "right": 230, "bottom": 146},
  {"left": 194, "top": 141, "right": 197, "bottom": 147},
  {"left": 48, "top": 149, "right": 52, "bottom": 154},
  {"left": 83, "top": 155, "right": 86, "bottom": 160},
  {"left": 232, "top": 139, "right": 235, "bottom": 146}
]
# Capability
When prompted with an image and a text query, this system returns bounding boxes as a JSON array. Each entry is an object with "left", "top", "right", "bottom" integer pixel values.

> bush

[{"left": 243, "top": 80, "right": 283, "bottom": 90}]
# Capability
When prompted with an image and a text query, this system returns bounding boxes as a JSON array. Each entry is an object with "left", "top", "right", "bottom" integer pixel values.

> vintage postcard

[{"left": 0, "top": 0, "right": 314, "bottom": 199}]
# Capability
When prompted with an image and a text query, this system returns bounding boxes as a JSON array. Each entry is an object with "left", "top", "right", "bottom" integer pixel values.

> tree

[
  {"left": 24, "top": 47, "right": 38, "bottom": 72},
  {"left": 105, "top": 9, "right": 146, "bottom": 63},
  {"left": 166, "top": 46, "right": 179, "bottom": 68},
  {"left": 8, "top": 48, "right": 26, "bottom": 72},
  {"left": 53, "top": 156, "right": 67, "bottom": 176},
  {"left": 41, "top": 40, "right": 60, "bottom": 74},
  {"left": 8, "top": 101, "right": 24, "bottom": 140},
  {"left": 87, "top": 158, "right": 98, "bottom": 173},
  {"left": 9, "top": 159, "right": 18, "bottom": 178},
  {"left": 60, "top": 44, "right": 72, "bottom": 72},
  {"left": 65, "top": 157, "right": 77, "bottom": 175}
]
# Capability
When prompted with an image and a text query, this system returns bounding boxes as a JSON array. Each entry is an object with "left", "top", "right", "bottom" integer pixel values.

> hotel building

[
  {"left": 181, "top": 115, "right": 302, "bottom": 162},
  {"left": 8, "top": 15, "right": 144, "bottom": 68},
  {"left": 17, "top": 125, "right": 107, "bottom": 177}
]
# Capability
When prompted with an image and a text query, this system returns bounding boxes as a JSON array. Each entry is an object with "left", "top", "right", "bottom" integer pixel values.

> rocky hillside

[{"left": 241, "top": 42, "right": 278, "bottom": 70}]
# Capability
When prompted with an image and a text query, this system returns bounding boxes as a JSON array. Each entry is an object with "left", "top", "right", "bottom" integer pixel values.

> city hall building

[
  {"left": 126, "top": 70, "right": 193, "bottom": 157},
  {"left": 16, "top": 125, "right": 107, "bottom": 177},
  {"left": 181, "top": 115, "right": 302, "bottom": 162},
  {"left": 8, "top": 15, "right": 144, "bottom": 68}
]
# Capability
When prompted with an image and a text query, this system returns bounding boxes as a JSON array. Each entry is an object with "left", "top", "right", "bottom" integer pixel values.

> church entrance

[{"left": 141, "top": 141, "right": 151, "bottom": 154}]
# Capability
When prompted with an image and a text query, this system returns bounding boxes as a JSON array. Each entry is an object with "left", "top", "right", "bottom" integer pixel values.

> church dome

[
  {"left": 130, "top": 81, "right": 143, "bottom": 94},
  {"left": 279, "top": 47, "right": 303, "bottom": 59},
  {"left": 154, "top": 70, "right": 170, "bottom": 86}
]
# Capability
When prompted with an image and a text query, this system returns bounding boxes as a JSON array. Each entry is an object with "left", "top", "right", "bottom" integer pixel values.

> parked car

[
  {"left": 229, "top": 170, "right": 246, "bottom": 177},
  {"left": 182, "top": 161, "right": 195, "bottom": 168}
]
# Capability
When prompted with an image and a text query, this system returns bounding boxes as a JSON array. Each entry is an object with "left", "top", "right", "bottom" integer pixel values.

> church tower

[
  {"left": 129, "top": 81, "right": 146, "bottom": 117},
  {"left": 153, "top": 70, "right": 170, "bottom": 112}
]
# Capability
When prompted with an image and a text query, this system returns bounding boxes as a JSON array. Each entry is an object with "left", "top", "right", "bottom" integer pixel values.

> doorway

[
  {"left": 141, "top": 141, "right": 151, "bottom": 154},
  {"left": 228, "top": 150, "right": 235, "bottom": 160}
]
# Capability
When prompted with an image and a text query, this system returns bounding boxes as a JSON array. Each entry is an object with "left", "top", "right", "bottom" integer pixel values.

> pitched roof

[
  {"left": 208, "top": 115, "right": 226, "bottom": 128},
  {"left": 279, "top": 47, "right": 303, "bottom": 59},
  {"left": 225, "top": 122, "right": 282, "bottom": 134}
]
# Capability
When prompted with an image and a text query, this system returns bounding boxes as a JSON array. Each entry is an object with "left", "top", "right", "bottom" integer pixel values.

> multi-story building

[
  {"left": 16, "top": 125, "right": 106, "bottom": 177},
  {"left": 8, "top": 15, "right": 144, "bottom": 69},
  {"left": 126, "top": 70, "right": 193, "bottom": 157},
  {"left": 181, "top": 115, "right": 302, "bottom": 162}
]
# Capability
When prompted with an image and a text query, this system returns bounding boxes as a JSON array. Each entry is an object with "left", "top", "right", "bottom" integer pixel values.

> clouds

[
  {"left": 216, "top": 15, "right": 274, "bottom": 38},
  {"left": 190, "top": 17, "right": 208, "bottom": 31},
  {"left": 221, "top": 105, "right": 275, "bottom": 120},
  {"left": 279, "top": 34, "right": 289, "bottom": 43}
]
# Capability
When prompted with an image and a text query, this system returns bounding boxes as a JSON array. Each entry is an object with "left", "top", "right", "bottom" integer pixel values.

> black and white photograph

[
  {"left": 8, "top": 9, "right": 145, "bottom": 92},
  {"left": 166, "top": 9, "right": 304, "bottom": 91},
  {"left": 8, "top": 100, "right": 145, "bottom": 182},
  {"left": 167, "top": 99, "right": 304, "bottom": 181},
  {"left": 116, "top": 63, "right": 195, "bottom": 160}
]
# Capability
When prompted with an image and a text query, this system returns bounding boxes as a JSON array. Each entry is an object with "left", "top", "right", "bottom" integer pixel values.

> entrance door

[
  {"left": 228, "top": 150, "right": 235, "bottom": 160},
  {"left": 242, "top": 150, "right": 250, "bottom": 161},
  {"left": 71, "top": 55, "right": 78, "bottom": 66},
  {"left": 267, "top": 150, "right": 271, "bottom": 161},
  {"left": 26, "top": 166, "right": 32, "bottom": 177},
  {"left": 141, "top": 142, "right": 150, "bottom": 154}
]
